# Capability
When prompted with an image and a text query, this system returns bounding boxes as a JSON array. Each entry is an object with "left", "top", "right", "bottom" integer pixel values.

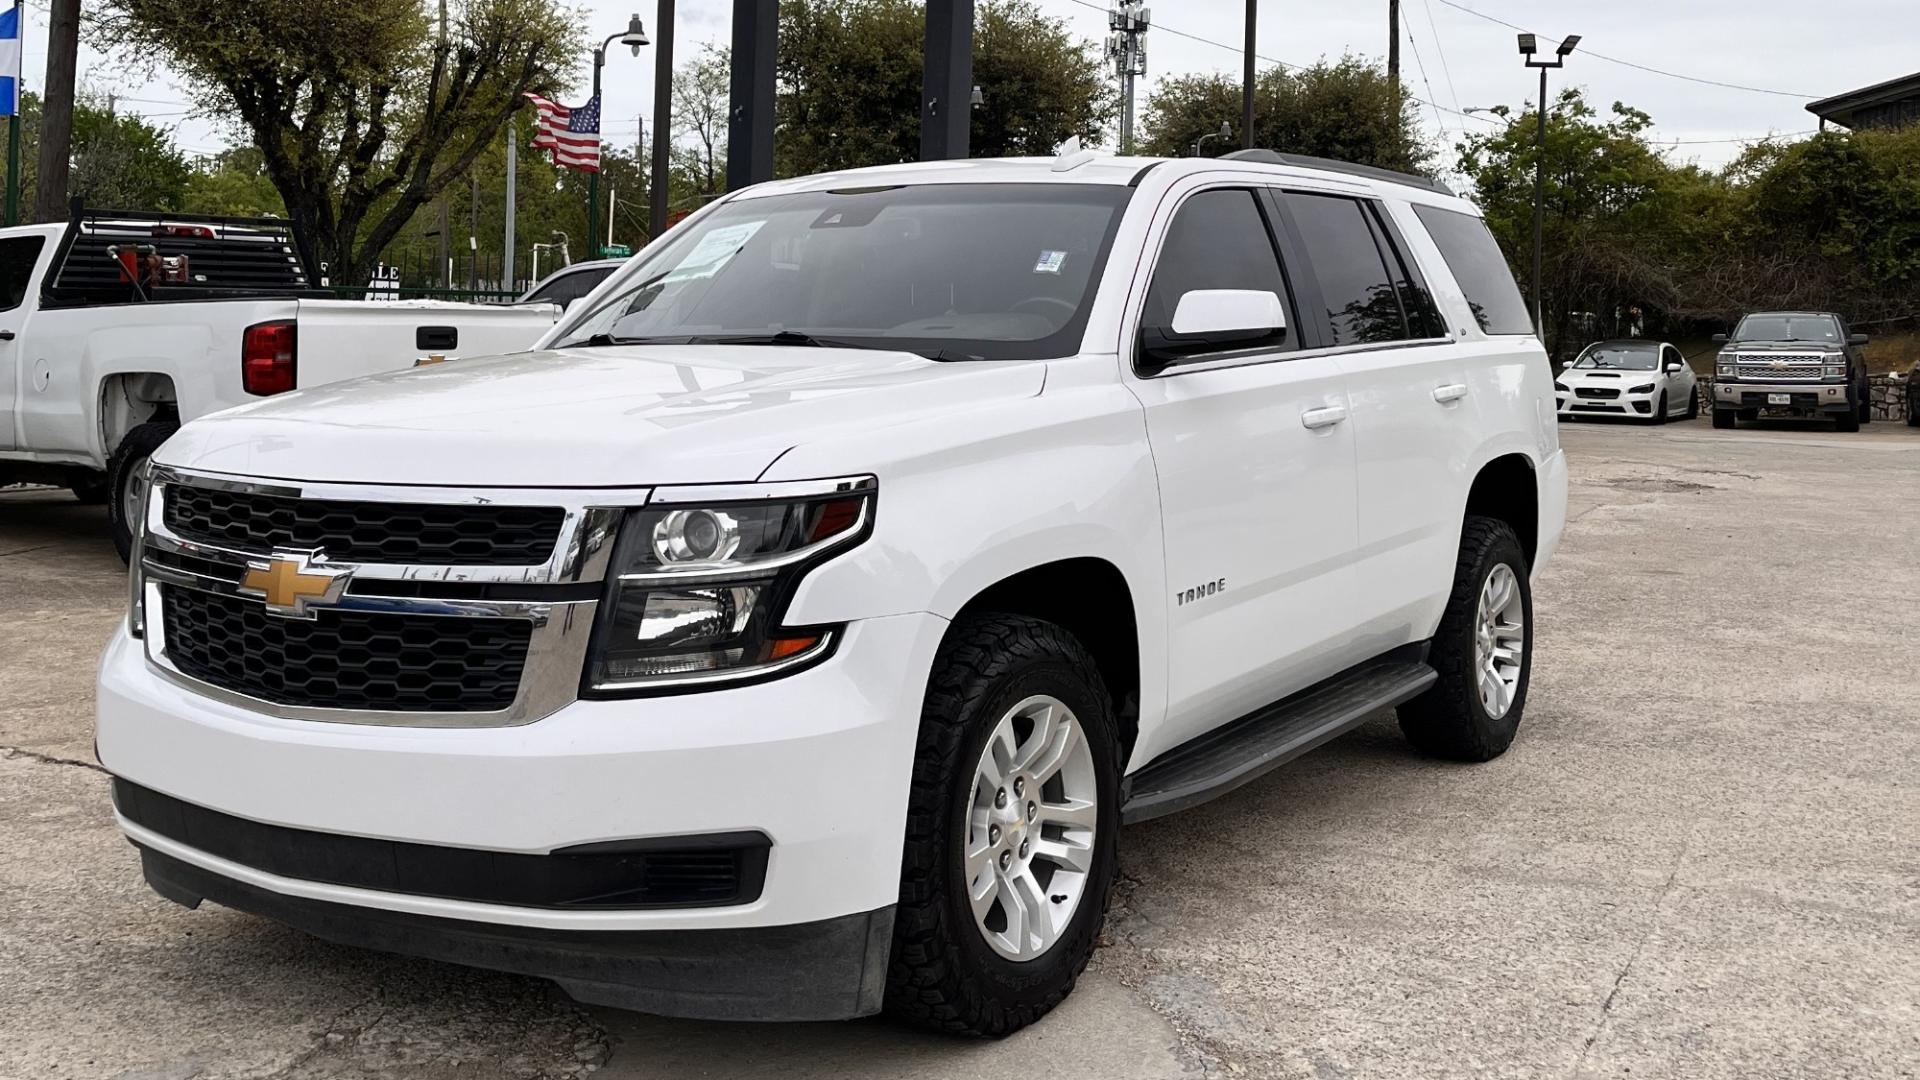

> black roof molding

[{"left": 1219, "top": 150, "right": 1454, "bottom": 196}]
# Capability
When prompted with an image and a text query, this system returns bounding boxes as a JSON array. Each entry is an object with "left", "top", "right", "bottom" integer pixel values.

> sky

[{"left": 10, "top": 0, "right": 1916, "bottom": 173}]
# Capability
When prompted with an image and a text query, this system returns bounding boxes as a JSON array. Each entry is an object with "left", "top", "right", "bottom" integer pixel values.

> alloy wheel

[
  {"left": 964, "top": 694, "right": 1099, "bottom": 962},
  {"left": 1474, "top": 564, "right": 1526, "bottom": 719}
]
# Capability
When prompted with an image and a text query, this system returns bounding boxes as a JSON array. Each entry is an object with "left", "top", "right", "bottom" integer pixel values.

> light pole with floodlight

[
  {"left": 1519, "top": 31, "right": 1578, "bottom": 336},
  {"left": 587, "top": 14, "right": 650, "bottom": 254},
  {"left": 1191, "top": 121, "right": 1232, "bottom": 157}
]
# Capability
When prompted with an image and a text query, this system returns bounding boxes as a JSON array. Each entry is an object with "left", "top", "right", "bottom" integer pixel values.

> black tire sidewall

[{"left": 940, "top": 662, "right": 1119, "bottom": 1000}]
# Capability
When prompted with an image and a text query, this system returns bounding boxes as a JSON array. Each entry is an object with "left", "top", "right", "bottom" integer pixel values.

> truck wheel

[
  {"left": 1651, "top": 392, "right": 1668, "bottom": 425},
  {"left": 107, "top": 421, "right": 178, "bottom": 562},
  {"left": 1399, "top": 516, "right": 1532, "bottom": 762},
  {"left": 886, "top": 613, "right": 1121, "bottom": 1037},
  {"left": 1858, "top": 397, "right": 1872, "bottom": 425},
  {"left": 1835, "top": 410, "right": 1859, "bottom": 433},
  {"left": 1711, "top": 408, "right": 1735, "bottom": 429},
  {"left": 67, "top": 473, "right": 110, "bottom": 505}
]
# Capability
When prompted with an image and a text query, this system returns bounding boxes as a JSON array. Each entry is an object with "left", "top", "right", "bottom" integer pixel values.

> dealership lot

[{"left": 3, "top": 418, "right": 1916, "bottom": 1080}]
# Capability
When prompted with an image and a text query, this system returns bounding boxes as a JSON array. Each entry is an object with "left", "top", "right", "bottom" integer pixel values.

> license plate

[{"left": 1768, "top": 393, "right": 1791, "bottom": 405}]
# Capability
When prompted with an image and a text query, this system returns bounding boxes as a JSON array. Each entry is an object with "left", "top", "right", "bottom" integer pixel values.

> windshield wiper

[
  {"left": 690, "top": 330, "right": 863, "bottom": 348},
  {"left": 570, "top": 333, "right": 695, "bottom": 347}
]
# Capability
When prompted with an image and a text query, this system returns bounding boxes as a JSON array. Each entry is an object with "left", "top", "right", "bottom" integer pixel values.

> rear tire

[
  {"left": 1711, "top": 408, "right": 1735, "bottom": 429},
  {"left": 885, "top": 613, "right": 1121, "bottom": 1037},
  {"left": 107, "top": 421, "right": 178, "bottom": 562},
  {"left": 1399, "top": 517, "right": 1532, "bottom": 762},
  {"left": 68, "top": 473, "right": 110, "bottom": 505}
]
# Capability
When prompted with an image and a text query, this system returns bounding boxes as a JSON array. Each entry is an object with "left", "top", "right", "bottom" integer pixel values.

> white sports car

[{"left": 1555, "top": 339, "right": 1699, "bottom": 423}]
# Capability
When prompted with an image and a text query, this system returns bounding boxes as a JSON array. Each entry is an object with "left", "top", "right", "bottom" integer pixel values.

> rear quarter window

[{"left": 1411, "top": 205, "right": 1532, "bottom": 336}]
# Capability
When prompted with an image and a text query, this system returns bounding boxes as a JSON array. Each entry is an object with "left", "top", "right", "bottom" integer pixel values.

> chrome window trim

[{"left": 1145, "top": 335, "right": 1456, "bottom": 379}]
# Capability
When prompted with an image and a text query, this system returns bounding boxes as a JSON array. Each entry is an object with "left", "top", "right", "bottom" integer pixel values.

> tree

[
  {"left": 671, "top": 45, "right": 730, "bottom": 204},
  {"left": 1139, "top": 56, "right": 1431, "bottom": 174},
  {"left": 2, "top": 92, "right": 194, "bottom": 217},
  {"left": 92, "top": 0, "right": 584, "bottom": 285},
  {"left": 181, "top": 148, "right": 287, "bottom": 218},
  {"left": 31, "top": 0, "right": 82, "bottom": 223},
  {"left": 774, "top": 0, "right": 1112, "bottom": 178}
]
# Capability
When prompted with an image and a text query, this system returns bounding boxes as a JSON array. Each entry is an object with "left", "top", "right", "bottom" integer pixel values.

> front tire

[
  {"left": 1711, "top": 408, "right": 1735, "bottom": 429},
  {"left": 1685, "top": 388, "right": 1700, "bottom": 420},
  {"left": 1835, "top": 409, "right": 1859, "bottom": 433},
  {"left": 885, "top": 614, "right": 1121, "bottom": 1037},
  {"left": 1652, "top": 392, "right": 1669, "bottom": 424},
  {"left": 1399, "top": 517, "right": 1533, "bottom": 762},
  {"left": 106, "top": 421, "right": 178, "bottom": 562}
]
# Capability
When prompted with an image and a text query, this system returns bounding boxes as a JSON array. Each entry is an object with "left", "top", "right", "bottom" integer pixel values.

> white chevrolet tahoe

[
  {"left": 0, "top": 210, "right": 560, "bottom": 556},
  {"left": 98, "top": 151, "right": 1568, "bottom": 1036}
]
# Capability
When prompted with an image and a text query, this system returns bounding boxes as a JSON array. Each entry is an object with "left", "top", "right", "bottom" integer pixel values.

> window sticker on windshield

[
  {"left": 1033, "top": 250, "right": 1068, "bottom": 274},
  {"left": 665, "top": 221, "right": 767, "bottom": 282}
]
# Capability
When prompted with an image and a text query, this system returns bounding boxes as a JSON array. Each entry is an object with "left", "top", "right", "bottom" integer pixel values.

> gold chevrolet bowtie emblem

[{"left": 238, "top": 550, "right": 353, "bottom": 619}]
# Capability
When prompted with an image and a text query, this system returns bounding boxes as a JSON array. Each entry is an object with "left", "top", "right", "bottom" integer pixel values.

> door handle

[
  {"left": 1300, "top": 404, "right": 1347, "bottom": 430},
  {"left": 1432, "top": 383, "right": 1468, "bottom": 403},
  {"left": 0, "top": 330, "right": 14, "bottom": 341}
]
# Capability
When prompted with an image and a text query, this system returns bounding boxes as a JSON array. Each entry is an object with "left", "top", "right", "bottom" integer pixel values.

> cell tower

[{"left": 1107, "top": 2, "right": 1150, "bottom": 153}]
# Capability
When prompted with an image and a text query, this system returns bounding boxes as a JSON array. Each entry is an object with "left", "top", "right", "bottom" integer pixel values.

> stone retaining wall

[{"left": 1695, "top": 373, "right": 1910, "bottom": 421}]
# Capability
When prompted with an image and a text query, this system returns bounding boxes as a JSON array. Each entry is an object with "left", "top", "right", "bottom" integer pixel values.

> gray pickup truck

[{"left": 1710, "top": 311, "right": 1871, "bottom": 432}]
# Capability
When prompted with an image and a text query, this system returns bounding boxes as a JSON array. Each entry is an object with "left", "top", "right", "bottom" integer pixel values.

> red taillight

[
  {"left": 154, "top": 224, "right": 215, "bottom": 239},
  {"left": 241, "top": 320, "right": 297, "bottom": 396}
]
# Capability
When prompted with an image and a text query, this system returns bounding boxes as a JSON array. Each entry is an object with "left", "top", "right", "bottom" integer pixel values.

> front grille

[
  {"left": 161, "top": 585, "right": 530, "bottom": 712},
  {"left": 115, "top": 779, "right": 769, "bottom": 909},
  {"left": 1575, "top": 386, "right": 1620, "bottom": 399},
  {"left": 164, "top": 484, "right": 564, "bottom": 565},
  {"left": 1735, "top": 355, "right": 1825, "bottom": 381}
]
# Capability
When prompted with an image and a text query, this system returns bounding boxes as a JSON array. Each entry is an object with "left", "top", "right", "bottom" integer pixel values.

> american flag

[{"left": 524, "top": 91, "right": 601, "bottom": 173}]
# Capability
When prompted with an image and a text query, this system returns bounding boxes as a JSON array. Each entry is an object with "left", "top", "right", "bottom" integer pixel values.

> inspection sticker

[{"left": 1033, "top": 250, "right": 1068, "bottom": 274}]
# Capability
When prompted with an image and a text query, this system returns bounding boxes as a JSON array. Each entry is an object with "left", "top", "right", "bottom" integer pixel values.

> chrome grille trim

[{"left": 138, "top": 465, "right": 647, "bottom": 728}]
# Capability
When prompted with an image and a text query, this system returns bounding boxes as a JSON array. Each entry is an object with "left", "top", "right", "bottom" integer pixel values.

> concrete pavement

[{"left": 2, "top": 416, "right": 1916, "bottom": 1078}]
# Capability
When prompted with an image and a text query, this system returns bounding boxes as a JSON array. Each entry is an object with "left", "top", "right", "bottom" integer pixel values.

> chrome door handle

[
  {"left": 1300, "top": 404, "right": 1348, "bottom": 430},
  {"left": 1432, "top": 383, "right": 1468, "bottom": 403}
]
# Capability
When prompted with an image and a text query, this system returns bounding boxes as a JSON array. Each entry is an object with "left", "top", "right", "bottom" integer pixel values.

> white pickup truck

[
  {"left": 0, "top": 210, "right": 561, "bottom": 555},
  {"left": 100, "top": 153, "right": 1567, "bottom": 1035}
]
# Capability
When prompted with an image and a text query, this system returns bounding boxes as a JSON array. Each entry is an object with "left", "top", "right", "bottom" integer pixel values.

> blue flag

[{"left": 0, "top": 4, "right": 20, "bottom": 119}]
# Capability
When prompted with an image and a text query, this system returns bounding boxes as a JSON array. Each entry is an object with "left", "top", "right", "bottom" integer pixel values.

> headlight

[
  {"left": 1553, "top": 381, "right": 1568, "bottom": 391},
  {"left": 128, "top": 460, "right": 153, "bottom": 638},
  {"left": 1629, "top": 383, "right": 1655, "bottom": 394},
  {"left": 1823, "top": 364, "right": 1845, "bottom": 379},
  {"left": 1716, "top": 362, "right": 1735, "bottom": 378},
  {"left": 584, "top": 477, "right": 875, "bottom": 693}
]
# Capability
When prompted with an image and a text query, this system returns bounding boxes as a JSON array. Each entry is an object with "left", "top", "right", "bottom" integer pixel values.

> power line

[
  {"left": 1649, "top": 129, "right": 1818, "bottom": 146},
  {"left": 1419, "top": 0, "right": 1465, "bottom": 119},
  {"left": 1428, "top": 0, "right": 1820, "bottom": 99},
  {"left": 1402, "top": 22, "right": 1447, "bottom": 137}
]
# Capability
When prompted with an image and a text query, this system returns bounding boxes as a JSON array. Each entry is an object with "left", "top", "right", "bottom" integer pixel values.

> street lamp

[
  {"left": 1191, "top": 120, "right": 1232, "bottom": 157},
  {"left": 1520, "top": 31, "right": 1578, "bottom": 336},
  {"left": 586, "top": 14, "right": 650, "bottom": 256}
]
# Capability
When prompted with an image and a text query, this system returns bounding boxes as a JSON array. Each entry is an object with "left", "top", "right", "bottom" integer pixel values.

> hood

[
  {"left": 157, "top": 345, "right": 1046, "bottom": 487},
  {"left": 1556, "top": 366, "right": 1661, "bottom": 385}
]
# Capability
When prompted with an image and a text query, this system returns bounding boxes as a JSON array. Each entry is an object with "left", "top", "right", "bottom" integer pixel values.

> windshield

[
  {"left": 1572, "top": 342, "right": 1660, "bottom": 371},
  {"left": 1732, "top": 314, "right": 1840, "bottom": 343},
  {"left": 552, "top": 184, "right": 1132, "bottom": 361}
]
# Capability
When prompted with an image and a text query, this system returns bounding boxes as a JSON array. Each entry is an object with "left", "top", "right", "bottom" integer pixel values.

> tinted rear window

[
  {"left": 1284, "top": 193, "right": 1412, "bottom": 346},
  {"left": 1, "top": 237, "right": 45, "bottom": 311},
  {"left": 1412, "top": 205, "right": 1532, "bottom": 335}
]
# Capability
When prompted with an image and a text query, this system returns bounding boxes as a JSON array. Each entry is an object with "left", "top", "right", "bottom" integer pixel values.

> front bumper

[
  {"left": 96, "top": 610, "right": 949, "bottom": 1016},
  {"left": 1712, "top": 381, "right": 1853, "bottom": 414},
  {"left": 1555, "top": 386, "right": 1659, "bottom": 418}
]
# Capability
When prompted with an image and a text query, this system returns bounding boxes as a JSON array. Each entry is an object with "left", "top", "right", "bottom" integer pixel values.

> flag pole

[{"left": 4, "top": 0, "right": 21, "bottom": 226}]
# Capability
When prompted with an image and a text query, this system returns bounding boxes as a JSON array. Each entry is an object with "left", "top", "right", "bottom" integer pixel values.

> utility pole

[
  {"left": 921, "top": 0, "right": 973, "bottom": 161},
  {"left": 1387, "top": 0, "right": 1400, "bottom": 128},
  {"left": 1241, "top": 0, "right": 1255, "bottom": 148},
  {"left": 1106, "top": 1, "right": 1149, "bottom": 154},
  {"left": 31, "top": 0, "right": 79, "bottom": 223},
  {"left": 649, "top": 0, "right": 675, "bottom": 237},
  {"left": 504, "top": 121, "right": 517, "bottom": 292},
  {"left": 727, "top": 0, "right": 777, "bottom": 189}
]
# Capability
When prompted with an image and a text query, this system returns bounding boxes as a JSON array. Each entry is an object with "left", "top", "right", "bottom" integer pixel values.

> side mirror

[
  {"left": 1664, "top": 360, "right": 1685, "bottom": 373},
  {"left": 1169, "top": 289, "right": 1287, "bottom": 340},
  {"left": 1711, "top": 333, "right": 1729, "bottom": 344},
  {"left": 1849, "top": 333, "right": 1870, "bottom": 346}
]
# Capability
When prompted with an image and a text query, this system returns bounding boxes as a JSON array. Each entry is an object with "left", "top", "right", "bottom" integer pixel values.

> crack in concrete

[
  {"left": 3, "top": 745, "right": 110, "bottom": 774},
  {"left": 0, "top": 544, "right": 54, "bottom": 558},
  {"left": 1566, "top": 825, "right": 1696, "bottom": 1078},
  {"left": 259, "top": 990, "right": 388, "bottom": 1080}
]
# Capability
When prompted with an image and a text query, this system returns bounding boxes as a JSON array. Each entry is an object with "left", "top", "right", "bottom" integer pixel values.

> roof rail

[{"left": 1219, "top": 150, "right": 1454, "bottom": 196}]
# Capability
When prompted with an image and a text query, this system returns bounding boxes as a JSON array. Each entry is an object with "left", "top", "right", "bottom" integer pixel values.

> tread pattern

[
  {"left": 884, "top": 613, "right": 1120, "bottom": 1037},
  {"left": 1398, "top": 516, "right": 1531, "bottom": 762},
  {"left": 108, "top": 421, "right": 179, "bottom": 562}
]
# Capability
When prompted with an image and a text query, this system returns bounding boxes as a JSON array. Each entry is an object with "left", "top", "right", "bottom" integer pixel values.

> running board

[{"left": 1120, "top": 660, "right": 1438, "bottom": 824}]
